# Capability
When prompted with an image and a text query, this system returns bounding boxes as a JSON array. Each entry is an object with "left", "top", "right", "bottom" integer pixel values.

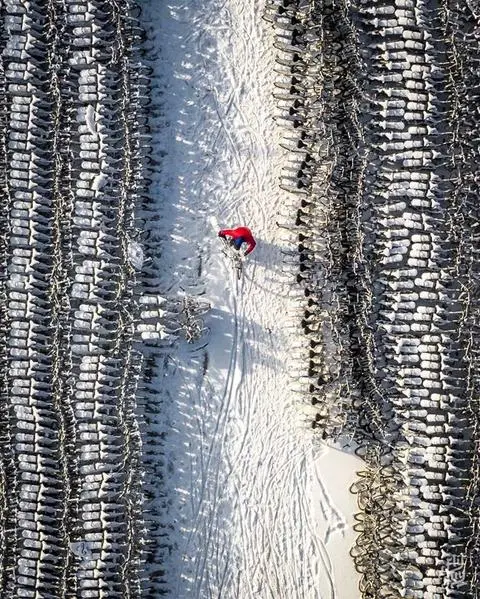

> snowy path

[{"left": 141, "top": 1, "right": 362, "bottom": 597}]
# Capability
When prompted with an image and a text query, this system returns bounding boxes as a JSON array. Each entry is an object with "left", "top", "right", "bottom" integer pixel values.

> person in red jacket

[{"left": 218, "top": 226, "right": 256, "bottom": 256}]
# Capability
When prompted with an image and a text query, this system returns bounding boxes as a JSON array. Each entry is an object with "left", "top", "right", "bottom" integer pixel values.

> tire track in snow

[
  {"left": 201, "top": 306, "right": 245, "bottom": 598},
  {"left": 210, "top": 7, "right": 269, "bottom": 230},
  {"left": 187, "top": 262, "right": 243, "bottom": 598},
  {"left": 187, "top": 235, "right": 250, "bottom": 598}
]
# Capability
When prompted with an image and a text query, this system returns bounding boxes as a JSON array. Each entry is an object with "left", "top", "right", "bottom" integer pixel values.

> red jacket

[{"left": 219, "top": 226, "right": 256, "bottom": 255}]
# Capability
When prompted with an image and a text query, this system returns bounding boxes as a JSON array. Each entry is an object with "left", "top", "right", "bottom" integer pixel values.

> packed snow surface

[{"left": 141, "top": 0, "right": 362, "bottom": 597}]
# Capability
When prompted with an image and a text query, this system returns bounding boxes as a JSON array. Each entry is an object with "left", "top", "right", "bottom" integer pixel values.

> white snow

[
  {"left": 91, "top": 172, "right": 107, "bottom": 191},
  {"left": 84, "top": 104, "right": 98, "bottom": 137},
  {"left": 127, "top": 240, "right": 145, "bottom": 271},
  {"left": 70, "top": 540, "right": 95, "bottom": 561},
  {"left": 141, "top": 1, "right": 362, "bottom": 597}
]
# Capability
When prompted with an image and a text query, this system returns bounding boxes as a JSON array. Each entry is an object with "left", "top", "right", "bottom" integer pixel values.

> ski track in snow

[{"left": 141, "top": 1, "right": 362, "bottom": 597}]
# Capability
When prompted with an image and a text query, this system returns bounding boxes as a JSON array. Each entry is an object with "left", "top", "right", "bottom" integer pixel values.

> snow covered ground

[{"left": 140, "top": 0, "right": 362, "bottom": 597}]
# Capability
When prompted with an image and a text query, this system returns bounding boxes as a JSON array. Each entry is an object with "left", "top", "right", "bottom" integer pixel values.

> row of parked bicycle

[
  {"left": 0, "top": 0, "right": 149, "bottom": 597},
  {"left": 267, "top": 0, "right": 480, "bottom": 597}
]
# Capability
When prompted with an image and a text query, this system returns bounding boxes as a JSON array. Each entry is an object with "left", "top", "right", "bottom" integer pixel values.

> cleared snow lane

[{"left": 140, "top": 0, "right": 361, "bottom": 597}]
